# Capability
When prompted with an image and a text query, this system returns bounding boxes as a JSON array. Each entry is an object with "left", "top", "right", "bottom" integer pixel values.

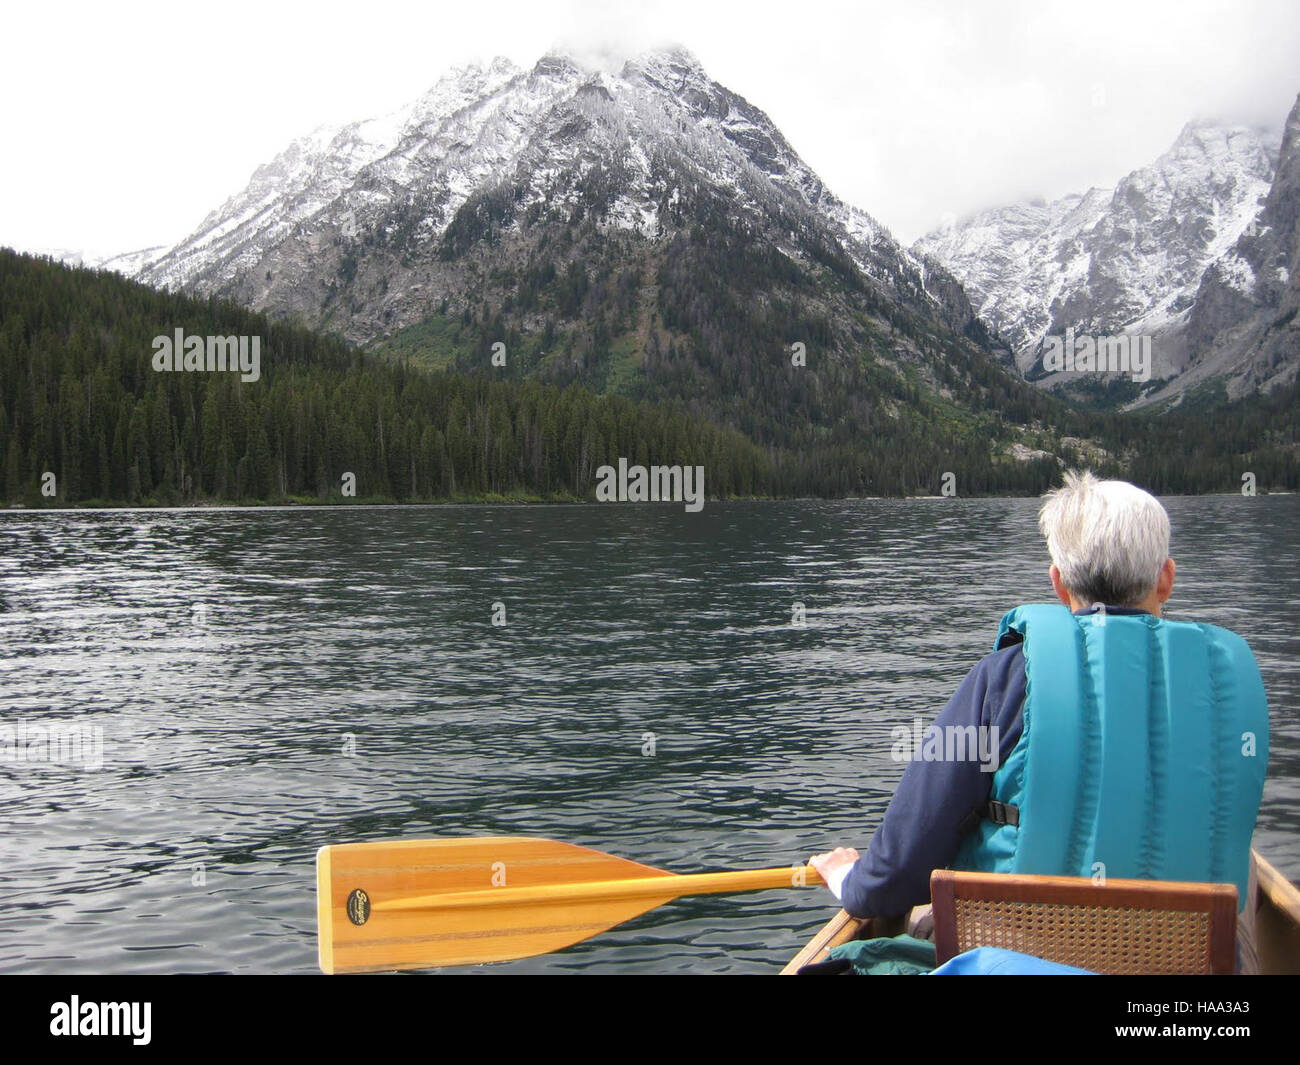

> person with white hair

[{"left": 809, "top": 470, "right": 1269, "bottom": 964}]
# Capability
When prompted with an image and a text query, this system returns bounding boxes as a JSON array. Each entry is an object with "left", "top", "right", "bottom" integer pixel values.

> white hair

[{"left": 1037, "top": 470, "right": 1170, "bottom": 607}]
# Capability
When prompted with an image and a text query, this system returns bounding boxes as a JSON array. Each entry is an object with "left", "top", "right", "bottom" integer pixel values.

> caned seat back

[{"left": 930, "top": 869, "right": 1238, "bottom": 974}]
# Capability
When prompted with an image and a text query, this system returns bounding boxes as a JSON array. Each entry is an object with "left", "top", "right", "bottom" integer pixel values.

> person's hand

[{"left": 808, "top": 846, "right": 860, "bottom": 891}]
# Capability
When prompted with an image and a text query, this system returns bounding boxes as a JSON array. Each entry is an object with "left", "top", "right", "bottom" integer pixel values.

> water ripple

[{"left": 0, "top": 496, "right": 1296, "bottom": 973}]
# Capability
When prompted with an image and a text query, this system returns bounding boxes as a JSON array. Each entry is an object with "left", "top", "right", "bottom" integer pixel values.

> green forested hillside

[
  {"left": 0, "top": 249, "right": 1295, "bottom": 506},
  {"left": 365, "top": 189, "right": 1299, "bottom": 498},
  {"left": 0, "top": 250, "right": 769, "bottom": 505}
]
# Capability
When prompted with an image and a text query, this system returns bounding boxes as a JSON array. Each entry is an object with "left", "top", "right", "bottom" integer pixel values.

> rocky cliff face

[
  {"left": 1148, "top": 93, "right": 1300, "bottom": 402},
  {"left": 914, "top": 120, "right": 1281, "bottom": 392}
]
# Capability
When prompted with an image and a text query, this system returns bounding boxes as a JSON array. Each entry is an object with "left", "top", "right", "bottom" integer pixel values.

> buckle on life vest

[{"left": 987, "top": 800, "right": 1020, "bottom": 827}]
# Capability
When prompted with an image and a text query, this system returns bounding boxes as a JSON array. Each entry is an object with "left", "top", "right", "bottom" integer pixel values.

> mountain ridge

[
  {"left": 914, "top": 119, "right": 1278, "bottom": 366},
  {"left": 85, "top": 50, "right": 1296, "bottom": 420},
  {"left": 914, "top": 108, "right": 1298, "bottom": 406},
  {"left": 129, "top": 46, "right": 980, "bottom": 345}
]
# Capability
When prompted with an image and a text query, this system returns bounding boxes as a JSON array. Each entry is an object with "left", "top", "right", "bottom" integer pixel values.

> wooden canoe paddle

[{"left": 316, "top": 835, "right": 823, "bottom": 973}]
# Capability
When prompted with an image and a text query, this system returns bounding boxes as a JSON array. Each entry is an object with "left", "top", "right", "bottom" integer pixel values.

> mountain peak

[
  {"left": 1167, "top": 117, "right": 1274, "bottom": 152},
  {"left": 128, "top": 43, "right": 978, "bottom": 359},
  {"left": 620, "top": 45, "right": 708, "bottom": 81},
  {"left": 532, "top": 51, "right": 584, "bottom": 79}
]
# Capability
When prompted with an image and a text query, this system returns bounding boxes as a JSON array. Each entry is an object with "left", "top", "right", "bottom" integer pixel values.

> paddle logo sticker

[{"left": 346, "top": 888, "right": 371, "bottom": 926}]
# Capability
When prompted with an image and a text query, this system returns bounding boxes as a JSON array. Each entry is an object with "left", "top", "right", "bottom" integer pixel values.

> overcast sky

[{"left": 5, "top": 0, "right": 1298, "bottom": 258}]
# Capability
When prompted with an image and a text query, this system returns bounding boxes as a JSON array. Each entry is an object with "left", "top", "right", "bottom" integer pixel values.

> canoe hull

[{"left": 781, "top": 848, "right": 1300, "bottom": 975}]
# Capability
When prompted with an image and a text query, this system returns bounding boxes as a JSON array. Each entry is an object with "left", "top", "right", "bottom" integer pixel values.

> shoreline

[{"left": 3, "top": 490, "right": 1295, "bottom": 514}]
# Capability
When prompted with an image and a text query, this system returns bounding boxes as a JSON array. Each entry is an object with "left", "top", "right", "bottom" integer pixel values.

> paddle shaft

[{"left": 374, "top": 863, "right": 822, "bottom": 913}]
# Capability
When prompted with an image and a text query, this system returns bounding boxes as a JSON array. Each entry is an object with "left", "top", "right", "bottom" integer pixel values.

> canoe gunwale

[{"left": 780, "top": 848, "right": 1300, "bottom": 975}]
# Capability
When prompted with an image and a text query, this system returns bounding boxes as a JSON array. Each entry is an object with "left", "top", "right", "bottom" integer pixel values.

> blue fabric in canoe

[{"left": 929, "top": 947, "right": 1095, "bottom": 975}]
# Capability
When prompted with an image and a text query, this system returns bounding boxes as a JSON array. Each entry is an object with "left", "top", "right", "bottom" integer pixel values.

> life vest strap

[
  {"left": 988, "top": 800, "right": 1020, "bottom": 827},
  {"left": 959, "top": 800, "right": 1021, "bottom": 836}
]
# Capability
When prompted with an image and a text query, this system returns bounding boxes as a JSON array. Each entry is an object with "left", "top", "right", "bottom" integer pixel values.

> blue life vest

[{"left": 953, "top": 604, "right": 1268, "bottom": 908}]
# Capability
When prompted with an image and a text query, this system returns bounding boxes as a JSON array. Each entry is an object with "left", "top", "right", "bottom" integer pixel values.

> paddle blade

[{"left": 316, "top": 836, "right": 679, "bottom": 973}]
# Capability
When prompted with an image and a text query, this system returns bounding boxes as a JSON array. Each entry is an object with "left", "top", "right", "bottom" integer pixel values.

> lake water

[{"left": 1, "top": 497, "right": 1297, "bottom": 974}]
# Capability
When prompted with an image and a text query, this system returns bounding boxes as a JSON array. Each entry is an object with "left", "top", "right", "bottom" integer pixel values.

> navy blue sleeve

[{"left": 839, "top": 644, "right": 1026, "bottom": 919}]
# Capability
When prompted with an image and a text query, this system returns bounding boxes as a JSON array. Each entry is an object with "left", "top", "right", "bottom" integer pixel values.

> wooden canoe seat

[{"left": 930, "top": 869, "right": 1238, "bottom": 974}]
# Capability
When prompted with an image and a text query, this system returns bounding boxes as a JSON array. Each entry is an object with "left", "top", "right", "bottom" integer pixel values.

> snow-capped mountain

[
  {"left": 23, "top": 247, "right": 94, "bottom": 268},
  {"left": 914, "top": 121, "right": 1279, "bottom": 377},
  {"left": 95, "top": 245, "right": 168, "bottom": 277},
  {"left": 19, "top": 244, "right": 168, "bottom": 275},
  {"left": 129, "top": 48, "right": 980, "bottom": 347},
  {"left": 1150, "top": 92, "right": 1300, "bottom": 402}
]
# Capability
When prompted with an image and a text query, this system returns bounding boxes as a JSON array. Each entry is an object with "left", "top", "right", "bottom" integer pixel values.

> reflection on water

[{"left": 0, "top": 496, "right": 1296, "bottom": 973}]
